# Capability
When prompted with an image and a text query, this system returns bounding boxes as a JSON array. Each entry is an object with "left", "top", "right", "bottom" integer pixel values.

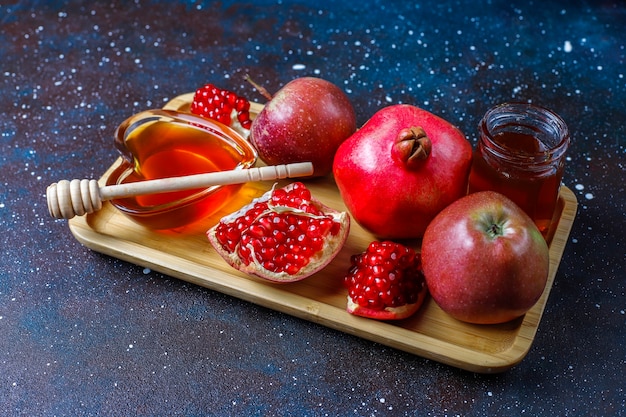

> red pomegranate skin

[
  {"left": 250, "top": 77, "right": 356, "bottom": 177},
  {"left": 333, "top": 104, "right": 472, "bottom": 239}
]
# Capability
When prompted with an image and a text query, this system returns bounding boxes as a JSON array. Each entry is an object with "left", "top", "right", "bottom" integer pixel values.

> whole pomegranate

[
  {"left": 207, "top": 182, "right": 350, "bottom": 283},
  {"left": 333, "top": 104, "right": 472, "bottom": 239},
  {"left": 249, "top": 77, "right": 356, "bottom": 177}
]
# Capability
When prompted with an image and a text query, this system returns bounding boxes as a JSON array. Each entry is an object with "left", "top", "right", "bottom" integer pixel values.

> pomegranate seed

[
  {"left": 235, "top": 97, "right": 249, "bottom": 112},
  {"left": 225, "top": 92, "right": 237, "bottom": 107}
]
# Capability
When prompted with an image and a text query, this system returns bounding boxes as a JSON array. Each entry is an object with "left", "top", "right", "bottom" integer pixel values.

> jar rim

[{"left": 479, "top": 102, "right": 570, "bottom": 164}]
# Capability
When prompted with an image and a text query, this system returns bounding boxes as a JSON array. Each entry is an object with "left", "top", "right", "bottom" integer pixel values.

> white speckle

[
  {"left": 292, "top": 64, "right": 306, "bottom": 70},
  {"left": 575, "top": 184, "right": 584, "bottom": 190},
  {"left": 143, "top": 268, "right": 151, "bottom": 274},
  {"left": 487, "top": 391, "right": 493, "bottom": 397},
  {"left": 564, "top": 41, "right": 573, "bottom": 53},
  {"left": 585, "top": 193, "right": 594, "bottom": 200},
  {"left": 379, "top": 398, "right": 386, "bottom": 403},
  {"left": 385, "top": 96, "right": 392, "bottom": 103}
]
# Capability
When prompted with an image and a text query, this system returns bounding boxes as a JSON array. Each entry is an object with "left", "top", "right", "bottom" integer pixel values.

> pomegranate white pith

[
  {"left": 207, "top": 182, "right": 350, "bottom": 283},
  {"left": 347, "top": 289, "right": 427, "bottom": 320}
]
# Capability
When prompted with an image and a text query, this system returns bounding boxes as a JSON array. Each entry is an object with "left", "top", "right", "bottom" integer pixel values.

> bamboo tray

[{"left": 67, "top": 94, "right": 578, "bottom": 373}]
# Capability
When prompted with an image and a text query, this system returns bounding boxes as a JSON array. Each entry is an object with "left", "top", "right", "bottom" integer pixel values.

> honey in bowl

[
  {"left": 106, "top": 109, "right": 257, "bottom": 230},
  {"left": 468, "top": 103, "right": 570, "bottom": 236}
]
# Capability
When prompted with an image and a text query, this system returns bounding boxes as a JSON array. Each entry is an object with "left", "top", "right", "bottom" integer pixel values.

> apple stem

[
  {"left": 244, "top": 74, "right": 273, "bottom": 101},
  {"left": 487, "top": 223, "right": 503, "bottom": 237}
]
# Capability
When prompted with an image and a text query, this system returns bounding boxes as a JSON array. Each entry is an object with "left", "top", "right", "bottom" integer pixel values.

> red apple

[
  {"left": 249, "top": 77, "right": 356, "bottom": 177},
  {"left": 420, "top": 191, "right": 550, "bottom": 324}
]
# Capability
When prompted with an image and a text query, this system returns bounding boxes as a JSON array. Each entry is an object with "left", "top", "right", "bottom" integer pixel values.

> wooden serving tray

[{"left": 67, "top": 94, "right": 578, "bottom": 373}]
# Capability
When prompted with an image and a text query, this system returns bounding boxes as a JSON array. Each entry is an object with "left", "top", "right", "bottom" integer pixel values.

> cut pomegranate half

[
  {"left": 190, "top": 83, "right": 252, "bottom": 138},
  {"left": 207, "top": 182, "right": 350, "bottom": 283},
  {"left": 344, "top": 241, "right": 428, "bottom": 320}
]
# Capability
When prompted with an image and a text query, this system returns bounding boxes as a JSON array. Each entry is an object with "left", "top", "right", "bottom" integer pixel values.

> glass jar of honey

[{"left": 468, "top": 103, "right": 570, "bottom": 236}]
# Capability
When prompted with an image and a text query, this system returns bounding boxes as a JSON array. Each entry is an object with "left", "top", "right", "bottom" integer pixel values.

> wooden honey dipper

[{"left": 47, "top": 162, "right": 314, "bottom": 220}]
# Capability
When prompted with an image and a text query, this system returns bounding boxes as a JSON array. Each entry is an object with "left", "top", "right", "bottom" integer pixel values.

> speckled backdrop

[{"left": 1, "top": 0, "right": 624, "bottom": 416}]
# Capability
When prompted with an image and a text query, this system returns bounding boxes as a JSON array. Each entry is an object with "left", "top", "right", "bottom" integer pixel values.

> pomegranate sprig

[{"left": 190, "top": 83, "right": 252, "bottom": 137}]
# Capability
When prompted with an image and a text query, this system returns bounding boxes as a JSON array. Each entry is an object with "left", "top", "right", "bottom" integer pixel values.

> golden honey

[{"left": 107, "top": 110, "right": 257, "bottom": 230}]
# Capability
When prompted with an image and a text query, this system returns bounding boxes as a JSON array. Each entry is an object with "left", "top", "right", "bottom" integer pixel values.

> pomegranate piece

[
  {"left": 207, "top": 182, "right": 350, "bottom": 283},
  {"left": 190, "top": 83, "right": 252, "bottom": 137},
  {"left": 344, "top": 241, "right": 427, "bottom": 320}
]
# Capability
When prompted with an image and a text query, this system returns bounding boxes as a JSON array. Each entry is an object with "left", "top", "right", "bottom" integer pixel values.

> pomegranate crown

[{"left": 392, "top": 126, "right": 432, "bottom": 170}]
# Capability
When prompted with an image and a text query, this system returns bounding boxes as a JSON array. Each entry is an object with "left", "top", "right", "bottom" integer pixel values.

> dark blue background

[{"left": 1, "top": 0, "right": 624, "bottom": 415}]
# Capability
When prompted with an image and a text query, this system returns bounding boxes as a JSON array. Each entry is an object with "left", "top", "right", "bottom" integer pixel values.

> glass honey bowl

[{"left": 106, "top": 109, "right": 258, "bottom": 230}]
